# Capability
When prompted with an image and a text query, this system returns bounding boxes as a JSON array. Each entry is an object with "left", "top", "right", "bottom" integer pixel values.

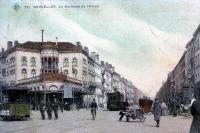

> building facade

[
  {"left": 0, "top": 41, "right": 89, "bottom": 108},
  {"left": 0, "top": 40, "right": 138, "bottom": 109}
]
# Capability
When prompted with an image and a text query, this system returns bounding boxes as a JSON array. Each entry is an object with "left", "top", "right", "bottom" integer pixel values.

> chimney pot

[
  {"left": 14, "top": 40, "right": 19, "bottom": 46},
  {"left": 2, "top": 48, "right": 4, "bottom": 52},
  {"left": 7, "top": 41, "right": 13, "bottom": 50}
]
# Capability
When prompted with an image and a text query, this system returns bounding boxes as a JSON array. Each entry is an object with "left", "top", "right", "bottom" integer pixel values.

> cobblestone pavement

[{"left": 0, "top": 109, "right": 192, "bottom": 133}]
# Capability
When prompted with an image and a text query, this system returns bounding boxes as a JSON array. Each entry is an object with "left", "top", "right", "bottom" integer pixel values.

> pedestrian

[
  {"left": 172, "top": 98, "right": 178, "bottom": 117},
  {"left": 60, "top": 101, "right": 64, "bottom": 112},
  {"left": 46, "top": 100, "right": 53, "bottom": 120},
  {"left": 39, "top": 100, "right": 46, "bottom": 120},
  {"left": 153, "top": 99, "right": 161, "bottom": 127},
  {"left": 119, "top": 99, "right": 129, "bottom": 121},
  {"left": 189, "top": 97, "right": 200, "bottom": 133},
  {"left": 161, "top": 101, "right": 168, "bottom": 116},
  {"left": 90, "top": 99, "right": 98, "bottom": 117},
  {"left": 52, "top": 99, "right": 59, "bottom": 119}
]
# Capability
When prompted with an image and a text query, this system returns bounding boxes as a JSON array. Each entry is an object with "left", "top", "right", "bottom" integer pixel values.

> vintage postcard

[{"left": 0, "top": 0, "right": 199, "bottom": 133}]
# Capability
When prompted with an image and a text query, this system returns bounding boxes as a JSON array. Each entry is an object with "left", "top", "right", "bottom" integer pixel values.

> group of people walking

[
  {"left": 153, "top": 96, "right": 200, "bottom": 132},
  {"left": 39, "top": 99, "right": 59, "bottom": 120},
  {"left": 39, "top": 98, "right": 98, "bottom": 121}
]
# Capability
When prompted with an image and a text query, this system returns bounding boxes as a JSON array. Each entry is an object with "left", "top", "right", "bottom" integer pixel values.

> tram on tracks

[
  {"left": 0, "top": 88, "right": 31, "bottom": 120},
  {"left": 107, "top": 91, "right": 124, "bottom": 111}
]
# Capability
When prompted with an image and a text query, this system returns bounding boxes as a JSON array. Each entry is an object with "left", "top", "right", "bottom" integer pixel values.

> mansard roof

[{"left": 0, "top": 41, "right": 89, "bottom": 57}]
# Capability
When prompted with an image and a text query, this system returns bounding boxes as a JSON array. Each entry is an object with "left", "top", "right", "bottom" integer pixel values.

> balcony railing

[
  {"left": 88, "top": 81, "right": 96, "bottom": 87},
  {"left": 41, "top": 73, "right": 67, "bottom": 81},
  {"left": 67, "top": 77, "right": 82, "bottom": 84},
  {"left": 41, "top": 43, "right": 58, "bottom": 50},
  {"left": 18, "top": 76, "right": 40, "bottom": 84}
]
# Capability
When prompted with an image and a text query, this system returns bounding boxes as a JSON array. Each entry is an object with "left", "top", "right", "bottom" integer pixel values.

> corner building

[{"left": 0, "top": 41, "right": 89, "bottom": 109}]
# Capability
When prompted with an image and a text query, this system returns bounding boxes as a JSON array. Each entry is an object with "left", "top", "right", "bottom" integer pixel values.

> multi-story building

[
  {"left": 0, "top": 40, "right": 90, "bottom": 108},
  {"left": 112, "top": 71, "right": 121, "bottom": 92},
  {"left": 156, "top": 24, "right": 200, "bottom": 105},
  {"left": 101, "top": 61, "right": 113, "bottom": 108},
  {"left": 84, "top": 52, "right": 103, "bottom": 107},
  {"left": 193, "top": 25, "right": 200, "bottom": 98},
  {"left": 91, "top": 52, "right": 103, "bottom": 107},
  {"left": 0, "top": 39, "right": 138, "bottom": 109},
  {"left": 171, "top": 52, "right": 187, "bottom": 104},
  {"left": 126, "top": 80, "right": 134, "bottom": 105}
]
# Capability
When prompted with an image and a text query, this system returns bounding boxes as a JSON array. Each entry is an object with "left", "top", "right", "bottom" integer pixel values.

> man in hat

[{"left": 39, "top": 100, "right": 46, "bottom": 120}]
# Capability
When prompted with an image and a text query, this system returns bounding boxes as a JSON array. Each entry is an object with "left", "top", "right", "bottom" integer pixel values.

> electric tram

[
  {"left": 107, "top": 91, "right": 124, "bottom": 111},
  {"left": 0, "top": 88, "right": 30, "bottom": 120}
]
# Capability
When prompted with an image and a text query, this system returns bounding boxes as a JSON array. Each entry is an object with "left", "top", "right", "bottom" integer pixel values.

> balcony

[
  {"left": 18, "top": 76, "right": 40, "bottom": 85},
  {"left": 88, "top": 81, "right": 97, "bottom": 87},
  {"left": 41, "top": 43, "right": 58, "bottom": 50},
  {"left": 67, "top": 77, "right": 82, "bottom": 85},
  {"left": 41, "top": 73, "right": 67, "bottom": 82}
]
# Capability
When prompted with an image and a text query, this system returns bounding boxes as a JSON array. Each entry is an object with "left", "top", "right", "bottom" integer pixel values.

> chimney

[
  {"left": 14, "top": 40, "right": 19, "bottom": 46},
  {"left": 101, "top": 61, "right": 104, "bottom": 65},
  {"left": 76, "top": 42, "right": 82, "bottom": 48},
  {"left": 2, "top": 48, "right": 4, "bottom": 52},
  {"left": 84, "top": 46, "right": 89, "bottom": 53},
  {"left": 96, "top": 54, "right": 99, "bottom": 61},
  {"left": 7, "top": 41, "right": 13, "bottom": 50}
]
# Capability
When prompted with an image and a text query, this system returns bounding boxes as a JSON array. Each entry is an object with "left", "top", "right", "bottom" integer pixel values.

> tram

[
  {"left": 107, "top": 91, "right": 124, "bottom": 111},
  {"left": 0, "top": 88, "right": 30, "bottom": 120}
]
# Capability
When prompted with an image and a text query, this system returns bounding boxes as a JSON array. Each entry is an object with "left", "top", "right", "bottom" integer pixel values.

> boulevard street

[{"left": 0, "top": 109, "right": 192, "bottom": 133}]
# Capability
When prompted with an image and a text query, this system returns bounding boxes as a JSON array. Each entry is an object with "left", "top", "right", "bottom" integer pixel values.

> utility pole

[{"left": 41, "top": 29, "right": 46, "bottom": 105}]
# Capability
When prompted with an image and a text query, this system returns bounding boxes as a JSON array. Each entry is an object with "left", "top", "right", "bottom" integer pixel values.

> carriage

[
  {"left": 0, "top": 88, "right": 30, "bottom": 120},
  {"left": 139, "top": 98, "right": 153, "bottom": 113}
]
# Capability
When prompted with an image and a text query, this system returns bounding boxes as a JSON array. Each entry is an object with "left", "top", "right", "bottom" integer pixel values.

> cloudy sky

[{"left": 0, "top": 0, "right": 200, "bottom": 97}]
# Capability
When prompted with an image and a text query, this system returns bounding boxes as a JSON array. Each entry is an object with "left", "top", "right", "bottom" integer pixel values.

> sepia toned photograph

[{"left": 0, "top": 0, "right": 200, "bottom": 133}]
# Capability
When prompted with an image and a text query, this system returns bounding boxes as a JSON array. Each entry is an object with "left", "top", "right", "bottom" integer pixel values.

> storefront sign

[{"left": 64, "top": 85, "right": 72, "bottom": 98}]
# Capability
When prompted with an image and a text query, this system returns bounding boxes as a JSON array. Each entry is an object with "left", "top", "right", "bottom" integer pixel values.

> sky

[{"left": 0, "top": 0, "right": 200, "bottom": 97}]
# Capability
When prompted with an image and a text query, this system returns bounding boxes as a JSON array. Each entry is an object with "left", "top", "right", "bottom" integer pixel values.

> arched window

[
  {"left": 64, "top": 69, "right": 68, "bottom": 75},
  {"left": 63, "top": 58, "right": 69, "bottom": 67},
  {"left": 31, "top": 69, "right": 36, "bottom": 77},
  {"left": 10, "top": 57, "right": 15, "bottom": 64},
  {"left": 21, "top": 56, "right": 27, "bottom": 66},
  {"left": 72, "top": 57, "right": 78, "bottom": 67},
  {"left": 31, "top": 57, "right": 36, "bottom": 67},
  {"left": 83, "top": 58, "right": 87, "bottom": 65},
  {"left": 22, "top": 68, "right": 27, "bottom": 79},
  {"left": 72, "top": 68, "right": 78, "bottom": 79}
]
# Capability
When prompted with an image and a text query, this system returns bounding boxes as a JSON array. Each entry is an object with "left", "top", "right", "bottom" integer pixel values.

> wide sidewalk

[{"left": 0, "top": 109, "right": 192, "bottom": 133}]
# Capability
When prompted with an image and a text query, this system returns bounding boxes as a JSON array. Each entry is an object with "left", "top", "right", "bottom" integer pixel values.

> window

[
  {"left": 63, "top": 58, "right": 69, "bottom": 67},
  {"left": 10, "top": 69, "right": 15, "bottom": 75},
  {"left": 72, "top": 68, "right": 78, "bottom": 79},
  {"left": 83, "top": 58, "right": 87, "bottom": 65},
  {"left": 2, "top": 69, "right": 6, "bottom": 77},
  {"left": 21, "top": 56, "right": 27, "bottom": 66},
  {"left": 22, "top": 68, "right": 27, "bottom": 79},
  {"left": 72, "top": 57, "right": 78, "bottom": 67},
  {"left": 10, "top": 57, "right": 15, "bottom": 64},
  {"left": 83, "top": 70, "right": 87, "bottom": 76},
  {"left": 64, "top": 69, "right": 68, "bottom": 75},
  {"left": 31, "top": 69, "right": 36, "bottom": 77},
  {"left": 31, "top": 57, "right": 36, "bottom": 67}
]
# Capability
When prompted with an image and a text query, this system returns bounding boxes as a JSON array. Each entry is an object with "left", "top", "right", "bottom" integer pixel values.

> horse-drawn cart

[{"left": 139, "top": 98, "right": 153, "bottom": 113}]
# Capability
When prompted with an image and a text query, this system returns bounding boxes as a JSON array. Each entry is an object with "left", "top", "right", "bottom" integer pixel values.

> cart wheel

[{"left": 126, "top": 116, "right": 129, "bottom": 122}]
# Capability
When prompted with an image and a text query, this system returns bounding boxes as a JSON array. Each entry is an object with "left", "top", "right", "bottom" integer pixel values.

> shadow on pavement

[{"left": 142, "top": 123, "right": 156, "bottom": 127}]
